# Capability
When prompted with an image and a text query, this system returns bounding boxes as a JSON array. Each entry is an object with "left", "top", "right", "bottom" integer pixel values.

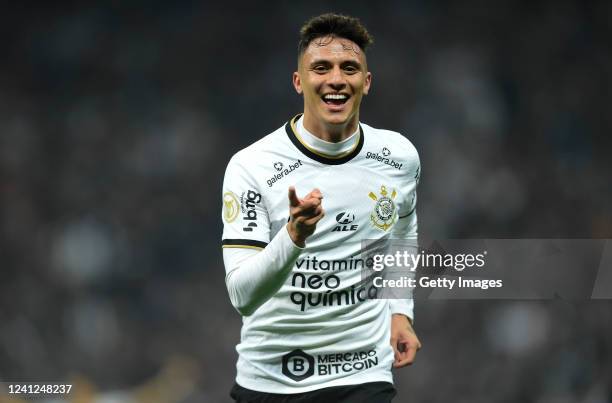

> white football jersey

[{"left": 221, "top": 114, "right": 420, "bottom": 393}]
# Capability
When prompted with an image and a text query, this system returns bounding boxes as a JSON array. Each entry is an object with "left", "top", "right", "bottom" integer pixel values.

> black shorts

[{"left": 230, "top": 381, "right": 396, "bottom": 403}]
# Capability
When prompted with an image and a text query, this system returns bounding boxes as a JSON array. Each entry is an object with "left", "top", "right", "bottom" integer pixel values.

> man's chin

[{"left": 322, "top": 112, "right": 352, "bottom": 126}]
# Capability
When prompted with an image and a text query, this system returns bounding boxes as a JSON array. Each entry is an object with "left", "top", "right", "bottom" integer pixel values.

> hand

[
  {"left": 286, "top": 186, "right": 324, "bottom": 247},
  {"left": 390, "top": 314, "right": 421, "bottom": 368}
]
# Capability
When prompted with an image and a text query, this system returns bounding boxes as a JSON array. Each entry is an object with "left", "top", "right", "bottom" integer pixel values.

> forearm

[
  {"left": 224, "top": 226, "right": 302, "bottom": 316},
  {"left": 390, "top": 210, "right": 418, "bottom": 320}
]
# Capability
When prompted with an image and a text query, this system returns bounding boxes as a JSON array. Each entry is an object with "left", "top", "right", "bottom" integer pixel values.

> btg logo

[{"left": 282, "top": 349, "right": 314, "bottom": 381}]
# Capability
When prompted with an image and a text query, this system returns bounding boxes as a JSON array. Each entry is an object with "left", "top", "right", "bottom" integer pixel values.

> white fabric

[
  {"left": 224, "top": 226, "right": 302, "bottom": 315},
  {"left": 296, "top": 116, "right": 359, "bottom": 156},
  {"left": 221, "top": 115, "right": 420, "bottom": 393},
  {"left": 389, "top": 213, "right": 418, "bottom": 320}
]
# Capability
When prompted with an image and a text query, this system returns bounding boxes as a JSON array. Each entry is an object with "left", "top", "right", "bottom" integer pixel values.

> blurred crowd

[{"left": 1, "top": 1, "right": 611, "bottom": 402}]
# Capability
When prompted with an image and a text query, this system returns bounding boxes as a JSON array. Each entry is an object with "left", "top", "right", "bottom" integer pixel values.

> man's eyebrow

[
  {"left": 308, "top": 59, "right": 332, "bottom": 66},
  {"left": 308, "top": 58, "right": 363, "bottom": 67},
  {"left": 341, "top": 60, "right": 362, "bottom": 67}
]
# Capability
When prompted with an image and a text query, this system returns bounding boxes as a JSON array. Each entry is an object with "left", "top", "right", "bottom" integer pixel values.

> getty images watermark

[
  {"left": 370, "top": 247, "right": 497, "bottom": 291},
  {"left": 360, "top": 239, "right": 612, "bottom": 300}
]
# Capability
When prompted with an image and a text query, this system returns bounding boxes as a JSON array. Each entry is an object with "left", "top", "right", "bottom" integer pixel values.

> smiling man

[
  {"left": 221, "top": 13, "right": 421, "bottom": 402},
  {"left": 294, "top": 31, "right": 371, "bottom": 141}
]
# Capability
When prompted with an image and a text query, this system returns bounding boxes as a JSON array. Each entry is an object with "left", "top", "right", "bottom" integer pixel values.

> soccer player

[{"left": 221, "top": 13, "right": 421, "bottom": 402}]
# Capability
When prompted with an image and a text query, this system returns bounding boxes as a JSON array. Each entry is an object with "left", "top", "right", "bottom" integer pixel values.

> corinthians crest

[{"left": 369, "top": 185, "right": 398, "bottom": 231}]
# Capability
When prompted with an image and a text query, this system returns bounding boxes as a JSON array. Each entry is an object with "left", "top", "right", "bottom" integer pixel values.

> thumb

[
  {"left": 288, "top": 186, "right": 301, "bottom": 207},
  {"left": 306, "top": 188, "right": 323, "bottom": 200},
  {"left": 390, "top": 337, "right": 400, "bottom": 360}
]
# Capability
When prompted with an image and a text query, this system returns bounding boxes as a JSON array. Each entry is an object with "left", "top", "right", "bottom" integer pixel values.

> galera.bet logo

[{"left": 282, "top": 349, "right": 314, "bottom": 382}]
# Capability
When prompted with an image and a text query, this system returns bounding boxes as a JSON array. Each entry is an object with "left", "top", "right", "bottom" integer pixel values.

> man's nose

[{"left": 327, "top": 66, "right": 346, "bottom": 88}]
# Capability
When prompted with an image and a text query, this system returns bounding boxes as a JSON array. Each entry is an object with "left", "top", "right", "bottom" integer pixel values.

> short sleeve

[{"left": 222, "top": 155, "right": 271, "bottom": 249}]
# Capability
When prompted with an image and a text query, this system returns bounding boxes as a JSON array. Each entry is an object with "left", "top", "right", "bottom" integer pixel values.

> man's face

[{"left": 293, "top": 36, "right": 371, "bottom": 131}]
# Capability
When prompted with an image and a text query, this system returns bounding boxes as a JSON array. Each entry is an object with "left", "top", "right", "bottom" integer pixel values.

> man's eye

[
  {"left": 313, "top": 65, "right": 328, "bottom": 73},
  {"left": 344, "top": 66, "right": 358, "bottom": 74}
]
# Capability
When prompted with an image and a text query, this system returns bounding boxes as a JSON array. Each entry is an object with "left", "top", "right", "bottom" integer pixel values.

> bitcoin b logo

[{"left": 281, "top": 349, "right": 314, "bottom": 382}]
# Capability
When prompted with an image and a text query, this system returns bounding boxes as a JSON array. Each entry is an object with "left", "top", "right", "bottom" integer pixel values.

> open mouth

[{"left": 321, "top": 93, "right": 350, "bottom": 106}]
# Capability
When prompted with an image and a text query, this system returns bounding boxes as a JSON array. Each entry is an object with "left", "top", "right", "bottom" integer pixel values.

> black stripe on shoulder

[
  {"left": 399, "top": 207, "right": 416, "bottom": 219},
  {"left": 222, "top": 239, "right": 268, "bottom": 248},
  {"left": 285, "top": 114, "right": 364, "bottom": 165}
]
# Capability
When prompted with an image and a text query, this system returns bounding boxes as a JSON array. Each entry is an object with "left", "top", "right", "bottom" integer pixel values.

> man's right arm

[
  {"left": 221, "top": 156, "right": 324, "bottom": 316},
  {"left": 223, "top": 226, "right": 302, "bottom": 316}
]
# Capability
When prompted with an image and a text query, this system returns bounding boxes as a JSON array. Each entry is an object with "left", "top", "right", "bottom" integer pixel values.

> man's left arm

[
  {"left": 389, "top": 210, "right": 422, "bottom": 367},
  {"left": 390, "top": 154, "right": 421, "bottom": 368}
]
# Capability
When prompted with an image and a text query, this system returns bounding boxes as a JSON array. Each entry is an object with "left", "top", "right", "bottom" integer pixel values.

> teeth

[{"left": 323, "top": 94, "right": 348, "bottom": 100}]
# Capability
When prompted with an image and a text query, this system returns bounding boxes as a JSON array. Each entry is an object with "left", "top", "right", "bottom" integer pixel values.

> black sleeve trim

[{"left": 222, "top": 239, "right": 269, "bottom": 248}]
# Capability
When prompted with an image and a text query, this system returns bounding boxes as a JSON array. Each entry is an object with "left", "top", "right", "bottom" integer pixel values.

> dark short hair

[{"left": 298, "top": 13, "right": 373, "bottom": 57}]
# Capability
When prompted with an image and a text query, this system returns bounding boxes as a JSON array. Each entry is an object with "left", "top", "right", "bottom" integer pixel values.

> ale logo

[
  {"left": 282, "top": 349, "right": 314, "bottom": 382},
  {"left": 332, "top": 211, "right": 358, "bottom": 232}
]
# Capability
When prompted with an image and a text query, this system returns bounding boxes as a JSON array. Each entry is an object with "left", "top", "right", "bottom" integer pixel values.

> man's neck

[{"left": 302, "top": 112, "right": 359, "bottom": 143}]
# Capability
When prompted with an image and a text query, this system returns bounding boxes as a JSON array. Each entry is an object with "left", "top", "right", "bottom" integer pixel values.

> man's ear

[
  {"left": 293, "top": 71, "right": 302, "bottom": 94},
  {"left": 363, "top": 71, "right": 372, "bottom": 95}
]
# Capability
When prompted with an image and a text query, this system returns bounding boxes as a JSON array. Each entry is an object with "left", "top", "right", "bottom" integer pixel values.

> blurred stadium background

[{"left": 1, "top": 1, "right": 611, "bottom": 402}]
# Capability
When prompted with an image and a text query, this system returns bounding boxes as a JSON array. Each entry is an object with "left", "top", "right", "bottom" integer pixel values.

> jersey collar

[{"left": 285, "top": 114, "right": 364, "bottom": 165}]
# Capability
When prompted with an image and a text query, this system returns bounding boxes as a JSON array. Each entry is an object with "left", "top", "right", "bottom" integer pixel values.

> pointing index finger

[{"left": 288, "top": 186, "right": 301, "bottom": 207}]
